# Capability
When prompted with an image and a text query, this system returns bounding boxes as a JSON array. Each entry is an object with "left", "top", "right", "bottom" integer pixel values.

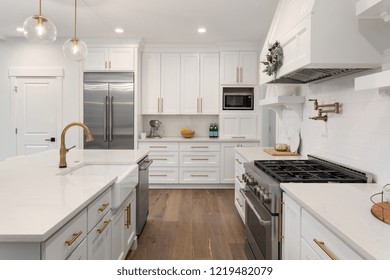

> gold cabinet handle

[
  {"left": 191, "top": 158, "right": 209, "bottom": 161},
  {"left": 124, "top": 204, "right": 131, "bottom": 229},
  {"left": 235, "top": 158, "right": 242, "bottom": 165},
  {"left": 232, "top": 136, "right": 246, "bottom": 139},
  {"left": 191, "top": 174, "right": 208, "bottom": 177},
  {"left": 98, "top": 202, "right": 110, "bottom": 212},
  {"left": 151, "top": 158, "right": 168, "bottom": 160},
  {"left": 105, "top": 61, "right": 107, "bottom": 69},
  {"left": 97, "top": 219, "right": 111, "bottom": 234},
  {"left": 235, "top": 198, "right": 243, "bottom": 208},
  {"left": 236, "top": 67, "right": 239, "bottom": 83},
  {"left": 279, "top": 201, "right": 284, "bottom": 242},
  {"left": 240, "top": 67, "right": 243, "bottom": 83},
  {"left": 150, "top": 174, "right": 168, "bottom": 177},
  {"left": 157, "top": 98, "right": 160, "bottom": 113},
  {"left": 191, "top": 146, "right": 209, "bottom": 149},
  {"left": 200, "top": 97, "right": 203, "bottom": 113},
  {"left": 109, "top": 61, "right": 112, "bottom": 69},
  {"left": 65, "top": 231, "right": 82, "bottom": 246},
  {"left": 313, "top": 239, "right": 337, "bottom": 260},
  {"left": 150, "top": 146, "right": 168, "bottom": 148},
  {"left": 161, "top": 97, "right": 163, "bottom": 113},
  {"left": 236, "top": 176, "right": 243, "bottom": 183}
]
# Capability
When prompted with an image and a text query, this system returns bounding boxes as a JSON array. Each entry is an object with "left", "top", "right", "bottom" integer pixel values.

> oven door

[{"left": 240, "top": 189, "right": 278, "bottom": 260}]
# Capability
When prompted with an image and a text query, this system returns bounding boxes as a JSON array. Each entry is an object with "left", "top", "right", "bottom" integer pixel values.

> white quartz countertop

[
  {"left": 235, "top": 147, "right": 306, "bottom": 161},
  {"left": 281, "top": 183, "right": 390, "bottom": 259},
  {"left": 138, "top": 136, "right": 260, "bottom": 142},
  {"left": 0, "top": 149, "right": 148, "bottom": 242}
]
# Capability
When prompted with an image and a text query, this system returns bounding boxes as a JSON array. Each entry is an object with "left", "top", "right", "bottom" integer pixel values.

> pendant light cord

[
  {"left": 74, "top": 0, "right": 77, "bottom": 39},
  {"left": 39, "top": 0, "right": 42, "bottom": 16}
]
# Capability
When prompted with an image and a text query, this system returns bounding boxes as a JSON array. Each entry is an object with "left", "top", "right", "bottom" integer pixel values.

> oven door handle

[{"left": 240, "top": 189, "right": 271, "bottom": 227}]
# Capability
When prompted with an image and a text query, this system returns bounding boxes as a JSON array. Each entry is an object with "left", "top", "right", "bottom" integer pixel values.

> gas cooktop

[{"left": 254, "top": 158, "right": 368, "bottom": 183}]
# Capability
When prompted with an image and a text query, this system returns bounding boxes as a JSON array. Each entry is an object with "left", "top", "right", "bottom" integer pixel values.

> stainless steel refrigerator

[{"left": 83, "top": 72, "right": 134, "bottom": 149}]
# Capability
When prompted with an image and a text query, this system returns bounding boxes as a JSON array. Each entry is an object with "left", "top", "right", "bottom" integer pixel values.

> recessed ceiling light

[
  {"left": 115, "top": 28, "right": 124, "bottom": 34},
  {"left": 198, "top": 27, "right": 207, "bottom": 33},
  {"left": 16, "top": 27, "right": 24, "bottom": 33}
]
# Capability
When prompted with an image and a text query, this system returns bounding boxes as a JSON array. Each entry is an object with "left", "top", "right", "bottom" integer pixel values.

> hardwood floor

[{"left": 127, "top": 189, "right": 247, "bottom": 260}]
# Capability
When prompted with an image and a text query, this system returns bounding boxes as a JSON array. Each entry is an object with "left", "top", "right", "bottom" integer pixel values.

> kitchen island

[
  {"left": 282, "top": 183, "right": 390, "bottom": 259},
  {"left": 0, "top": 149, "right": 148, "bottom": 259}
]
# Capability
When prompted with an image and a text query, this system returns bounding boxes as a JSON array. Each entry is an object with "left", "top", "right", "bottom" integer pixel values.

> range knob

[
  {"left": 254, "top": 187, "right": 261, "bottom": 197},
  {"left": 262, "top": 192, "right": 272, "bottom": 204}
]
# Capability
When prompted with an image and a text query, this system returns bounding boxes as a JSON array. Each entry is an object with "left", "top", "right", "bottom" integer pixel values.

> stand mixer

[{"left": 148, "top": 120, "right": 162, "bottom": 138}]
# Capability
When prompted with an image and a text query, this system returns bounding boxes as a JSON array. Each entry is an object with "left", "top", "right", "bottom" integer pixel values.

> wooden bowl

[{"left": 181, "top": 131, "right": 195, "bottom": 138}]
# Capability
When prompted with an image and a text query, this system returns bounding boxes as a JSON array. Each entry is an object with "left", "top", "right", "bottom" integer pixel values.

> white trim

[{"left": 9, "top": 68, "right": 64, "bottom": 77}]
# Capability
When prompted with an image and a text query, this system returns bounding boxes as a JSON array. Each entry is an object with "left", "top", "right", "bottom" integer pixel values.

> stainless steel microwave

[{"left": 222, "top": 87, "right": 254, "bottom": 110}]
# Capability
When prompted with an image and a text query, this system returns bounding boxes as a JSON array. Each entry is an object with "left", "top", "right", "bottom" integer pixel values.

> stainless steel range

[{"left": 241, "top": 155, "right": 372, "bottom": 260}]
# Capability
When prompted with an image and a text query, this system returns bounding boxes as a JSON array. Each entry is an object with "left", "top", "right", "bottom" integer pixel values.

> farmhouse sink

[{"left": 61, "top": 164, "right": 138, "bottom": 210}]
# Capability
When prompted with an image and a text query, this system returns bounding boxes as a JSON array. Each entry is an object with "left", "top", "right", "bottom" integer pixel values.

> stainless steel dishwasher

[{"left": 137, "top": 156, "right": 153, "bottom": 235}]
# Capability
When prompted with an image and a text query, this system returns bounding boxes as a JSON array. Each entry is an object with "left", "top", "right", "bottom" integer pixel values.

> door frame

[{"left": 8, "top": 68, "right": 64, "bottom": 156}]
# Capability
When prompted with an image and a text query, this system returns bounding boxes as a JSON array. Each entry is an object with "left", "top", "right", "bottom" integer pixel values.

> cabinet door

[
  {"left": 238, "top": 115, "right": 257, "bottom": 138},
  {"left": 161, "top": 53, "right": 181, "bottom": 114},
  {"left": 111, "top": 207, "right": 125, "bottom": 260},
  {"left": 84, "top": 48, "right": 109, "bottom": 71},
  {"left": 219, "top": 115, "right": 239, "bottom": 138},
  {"left": 141, "top": 53, "right": 161, "bottom": 114},
  {"left": 220, "top": 142, "right": 239, "bottom": 184},
  {"left": 240, "top": 51, "right": 258, "bottom": 85},
  {"left": 124, "top": 194, "right": 136, "bottom": 255},
  {"left": 282, "top": 194, "right": 301, "bottom": 260},
  {"left": 200, "top": 53, "right": 219, "bottom": 114},
  {"left": 109, "top": 48, "right": 134, "bottom": 71},
  {"left": 87, "top": 211, "right": 112, "bottom": 260},
  {"left": 180, "top": 53, "right": 200, "bottom": 114},
  {"left": 66, "top": 239, "right": 87, "bottom": 260},
  {"left": 220, "top": 52, "right": 240, "bottom": 84}
]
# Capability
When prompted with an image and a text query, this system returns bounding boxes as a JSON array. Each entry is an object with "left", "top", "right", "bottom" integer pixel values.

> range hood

[{"left": 259, "top": 0, "right": 381, "bottom": 85}]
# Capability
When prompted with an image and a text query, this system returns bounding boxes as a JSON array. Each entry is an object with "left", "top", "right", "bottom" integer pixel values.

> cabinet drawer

[
  {"left": 234, "top": 170, "right": 245, "bottom": 189},
  {"left": 179, "top": 152, "right": 220, "bottom": 166},
  {"left": 179, "top": 142, "right": 220, "bottom": 152},
  {"left": 149, "top": 167, "right": 178, "bottom": 184},
  {"left": 301, "top": 209, "right": 363, "bottom": 260},
  {"left": 148, "top": 152, "right": 179, "bottom": 166},
  {"left": 66, "top": 238, "right": 87, "bottom": 260},
  {"left": 179, "top": 167, "right": 220, "bottom": 184},
  {"left": 42, "top": 209, "right": 87, "bottom": 260},
  {"left": 234, "top": 153, "right": 246, "bottom": 171},
  {"left": 88, "top": 188, "right": 111, "bottom": 232},
  {"left": 138, "top": 142, "right": 178, "bottom": 151},
  {"left": 87, "top": 211, "right": 112, "bottom": 260},
  {"left": 234, "top": 186, "right": 245, "bottom": 222}
]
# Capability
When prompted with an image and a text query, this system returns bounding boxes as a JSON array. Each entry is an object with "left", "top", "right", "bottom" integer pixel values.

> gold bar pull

[
  {"left": 200, "top": 97, "right": 203, "bottom": 113},
  {"left": 150, "top": 174, "right": 168, "bottom": 177},
  {"left": 236, "top": 176, "right": 243, "bottom": 183},
  {"left": 109, "top": 61, "right": 112, "bottom": 69},
  {"left": 157, "top": 98, "right": 160, "bottom": 113},
  {"left": 124, "top": 206, "right": 129, "bottom": 228},
  {"left": 232, "top": 136, "right": 246, "bottom": 139},
  {"left": 97, "top": 219, "right": 111, "bottom": 234},
  {"left": 151, "top": 158, "right": 168, "bottom": 161},
  {"left": 98, "top": 202, "right": 110, "bottom": 212},
  {"left": 313, "top": 239, "right": 337, "bottom": 260},
  {"left": 65, "top": 231, "right": 82, "bottom": 246},
  {"left": 278, "top": 201, "right": 284, "bottom": 242},
  {"left": 236, "top": 67, "right": 239, "bottom": 83},
  {"left": 149, "top": 146, "right": 168, "bottom": 148},
  {"left": 191, "top": 174, "right": 208, "bottom": 177},
  {"left": 191, "top": 158, "right": 209, "bottom": 161},
  {"left": 191, "top": 146, "right": 209, "bottom": 149},
  {"left": 235, "top": 198, "right": 243, "bottom": 208},
  {"left": 128, "top": 203, "right": 131, "bottom": 228},
  {"left": 240, "top": 67, "right": 243, "bottom": 83},
  {"left": 235, "top": 158, "right": 242, "bottom": 164}
]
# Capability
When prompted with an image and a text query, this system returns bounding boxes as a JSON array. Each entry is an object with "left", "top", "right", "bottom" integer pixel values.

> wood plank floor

[{"left": 127, "top": 189, "right": 247, "bottom": 260}]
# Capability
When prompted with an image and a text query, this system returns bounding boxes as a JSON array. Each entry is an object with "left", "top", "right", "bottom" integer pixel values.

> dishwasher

[{"left": 137, "top": 156, "right": 153, "bottom": 235}]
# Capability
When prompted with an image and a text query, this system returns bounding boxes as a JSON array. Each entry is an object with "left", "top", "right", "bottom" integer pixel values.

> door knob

[{"left": 45, "top": 137, "right": 56, "bottom": 142}]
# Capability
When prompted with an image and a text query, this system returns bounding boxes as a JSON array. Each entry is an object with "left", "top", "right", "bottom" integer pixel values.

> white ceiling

[{"left": 0, "top": 0, "right": 278, "bottom": 44}]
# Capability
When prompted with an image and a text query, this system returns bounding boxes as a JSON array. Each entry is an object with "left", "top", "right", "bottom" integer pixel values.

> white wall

[
  {"left": 0, "top": 38, "right": 82, "bottom": 161},
  {"left": 276, "top": 72, "right": 390, "bottom": 185}
]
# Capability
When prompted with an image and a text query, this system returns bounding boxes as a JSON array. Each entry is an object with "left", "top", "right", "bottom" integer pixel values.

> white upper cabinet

[
  {"left": 141, "top": 53, "right": 161, "bottom": 114},
  {"left": 220, "top": 51, "right": 258, "bottom": 85},
  {"left": 181, "top": 52, "right": 219, "bottom": 115},
  {"left": 84, "top": 47, "right": 134, "bottom": 71},
  {"left": 161, "top": 53, "right": 181, "bottom": 114}
]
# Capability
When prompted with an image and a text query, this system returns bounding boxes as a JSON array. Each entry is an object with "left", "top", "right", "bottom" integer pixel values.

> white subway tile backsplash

[{"left": 277, "top": 73, "right": 390, "bottom": 185}]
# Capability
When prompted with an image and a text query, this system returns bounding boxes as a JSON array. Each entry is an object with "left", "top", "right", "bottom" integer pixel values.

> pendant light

[
  {"left": 63, "top": 0, "right": 88, "bottom": 61},
  {"left": 23, "top": 0, "right": 57, "bottom": 44}
]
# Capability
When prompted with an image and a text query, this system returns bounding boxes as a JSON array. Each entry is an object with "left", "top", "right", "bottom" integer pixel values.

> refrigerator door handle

[
  {"left": 109, "top": 95, "right": 113, "bottom": 142},
  {"left": 104, "top": 96, "right": 108, "bottom": 142}
]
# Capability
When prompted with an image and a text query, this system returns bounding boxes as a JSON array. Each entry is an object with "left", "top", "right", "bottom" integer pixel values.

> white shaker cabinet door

[
  {"left": 220, "top": 52, "right": 240, "bottom": 84},
  {"left": 161, "top": 53, "right": 181, "bottom": 114},
  {"left": 141, "top": 53, "right": 161, "bottom": 114},
  {"left": 220, "top": 142, "right": 239, "bottom": 184},
  {"left": 84, "top": 48, "right": 109, "bottom": 71},
  {"left": 109, "top": 48, "right": 135, "bottom": 71},
  {"left": 87, "top": 211, "right": 112, "bottom": 260},
  {"left": 240, "top": 51, "right": 258, "bottom": 85},
  {"left": 200, "top": 53, "right": 219, "bottom": 114},
  {"left": 180, "top": 53, "right": 200, "bottom": 114}
]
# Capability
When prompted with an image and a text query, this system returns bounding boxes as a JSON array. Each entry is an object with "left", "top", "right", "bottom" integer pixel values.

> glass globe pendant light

[
  {"left": 23, "top": 0, "right": 57, "bottom": 44},
  {"left": 63, "top": 0, "right": 88, "bottom": 61}
]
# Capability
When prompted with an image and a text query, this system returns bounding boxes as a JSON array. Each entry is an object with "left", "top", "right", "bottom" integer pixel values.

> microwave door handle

[{"left": 240, "top": 189, "right": 271, "bottom": 227}]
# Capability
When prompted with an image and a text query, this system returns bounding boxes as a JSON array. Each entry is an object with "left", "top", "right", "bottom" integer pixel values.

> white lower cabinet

[
  {"left": 283, "top": 193, "right": 364, "bottom": 260},
  {"left": 66, "top": 238, "right": 88, "bottom": 260},
  {"left": 87, "top": 211, "right": 112, "bottom": 260},
  {"left": 112, "top": 189, "right": 136, "bottom": 260},
  {"left": 179, "top": 167, "right": 220, "bottom": 184}
]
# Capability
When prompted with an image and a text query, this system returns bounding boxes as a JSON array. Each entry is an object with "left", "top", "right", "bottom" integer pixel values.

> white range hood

[{"left": 259, "top": 0, "right": 381, "bottom": 85}]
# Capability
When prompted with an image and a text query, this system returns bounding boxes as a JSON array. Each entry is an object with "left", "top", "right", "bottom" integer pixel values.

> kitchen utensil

[
  {"left": 289, "top": 130, "right": 301, "bottom": 153},
  {"left": 148, "top": 120, "right": 162, "bottom": 138},
  {"left": 274, "top": 143, "right": 288, "bottom": 151}
]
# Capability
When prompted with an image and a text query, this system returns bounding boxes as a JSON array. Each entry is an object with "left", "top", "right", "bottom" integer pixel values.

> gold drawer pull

[
  {"left": 191, "top": 146, "right": 209, "bottom": 148},
  {"left": 232, "top": 136, "right": 246, "bottom": 139},
  {"left": 125, "top": 203, "right": 132, "bottom": 229},
  {"left": 98, "top": 202, "right": 110, "bottom": 212},
  {"left": 235, "top": 158, "right": 242, "bottom": 164},
  {"left": 191, "top": 158, "right": 209, "bottom": 161},
  {"left": 151, "top": 158, "right": 168, "bottom": 160},
  {"left": 236, "top": 176, "right": 243, "bottom": 183},
  {"left": 235, "top": 198, "right": 243, "bottom": 207},
  {"left": 150, "top": 174, "right": 168, "bottom": 177},
  {"left": 149, "top": 146, "right": 167, "bottom": 148},
  {"left": 65, "top": 231, "right": 82, "bottom": 246},
  {"left": 97, "top": 219, "right": 111, "bottom": 234},
  {"left": 191, "top": 174, "right": 209, "bottom": 177},
  {"left": 313, "top": 238, "right": 337, "bottom": 260}
]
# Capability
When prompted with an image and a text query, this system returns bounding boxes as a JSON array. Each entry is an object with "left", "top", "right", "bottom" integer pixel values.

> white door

[
  {"left": 161, "top": 53, "right": 181, "bottom": 114},
  {"left": 180, "top": 53, "right": 200, "bottom": 114},
  {"left": 240, "top": 51, "right": 258, "bottom": 85},
  {"left": 220, "top": 52, "right": 239, "bottom": 85},
  {"left": 200, "top": 53, "right": 219, "bottom": 114},
  {"left": 13, "top": 76, "right": 62, "bottom": 156},
  {"left": 141, "top": 53, "right": 161, "bottom": 114}
]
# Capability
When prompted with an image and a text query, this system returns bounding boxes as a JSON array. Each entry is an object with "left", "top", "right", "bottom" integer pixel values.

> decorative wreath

[{"left": 261, "top": 41, "right": 284, "bottom": 80}]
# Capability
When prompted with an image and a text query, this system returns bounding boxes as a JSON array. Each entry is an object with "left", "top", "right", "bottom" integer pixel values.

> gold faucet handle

[{"left": 66, "top": 145, "right": 76, "bottom": 152}]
